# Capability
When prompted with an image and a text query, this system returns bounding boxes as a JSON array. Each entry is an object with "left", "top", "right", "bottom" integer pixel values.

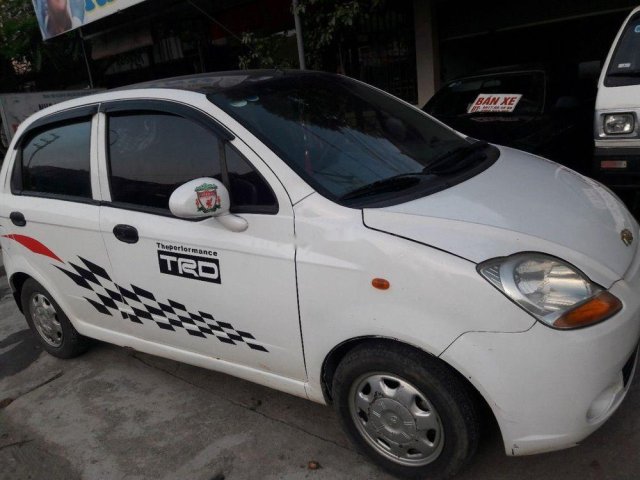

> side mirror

[{"left": 169, "top": 178, "right": 248, "bottom": 232}]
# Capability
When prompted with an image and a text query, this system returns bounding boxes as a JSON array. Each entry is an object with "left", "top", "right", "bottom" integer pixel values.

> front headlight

[
  {"left": 603, "top": 113, "right": 635, "bottom": 135},
  {"left": 478, "top": 253, "right": 622, "bottom": 329}
]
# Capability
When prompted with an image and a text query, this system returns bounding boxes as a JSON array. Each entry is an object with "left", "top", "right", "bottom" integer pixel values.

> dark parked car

[{"left": 423, "top": 65, "right": 596, "bottom": 175}]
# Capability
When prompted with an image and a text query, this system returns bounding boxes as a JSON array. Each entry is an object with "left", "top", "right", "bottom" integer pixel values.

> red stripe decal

[{"left": 2, "top": 234, "right": 62, "bottom": 263}]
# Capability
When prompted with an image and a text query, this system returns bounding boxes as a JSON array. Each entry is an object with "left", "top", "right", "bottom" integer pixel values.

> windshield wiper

[
  {"left": 422, "top": 140, "right": 489, "bottom": 175},
  {"left": 340, "top": 141, "right": 491, "bottom": 202},
  {"left": 340, "top": 173, "right": 424, "bottom": 201}
]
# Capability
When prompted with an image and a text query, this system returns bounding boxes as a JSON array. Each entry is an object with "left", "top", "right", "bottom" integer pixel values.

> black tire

[
  {"left": 21, "top": 278, "right": 91, "bottom": 359},
  {"left": 332, "top": 341, "right": 479, "bottom": 480}
]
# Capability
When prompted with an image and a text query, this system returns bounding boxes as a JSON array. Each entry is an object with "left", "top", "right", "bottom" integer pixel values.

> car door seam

[{"left": 360, "top": 210, "right": 476, "bottom": 264}]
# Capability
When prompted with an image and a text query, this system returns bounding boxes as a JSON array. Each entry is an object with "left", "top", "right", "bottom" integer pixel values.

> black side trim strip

[{"left": 18, "top": 104, "right": 99, "bottom": 147}]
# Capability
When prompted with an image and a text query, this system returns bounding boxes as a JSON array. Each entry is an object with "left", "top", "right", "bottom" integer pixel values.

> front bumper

[{"left": 440, "top": 249, "right": 640, "bottom": 456}]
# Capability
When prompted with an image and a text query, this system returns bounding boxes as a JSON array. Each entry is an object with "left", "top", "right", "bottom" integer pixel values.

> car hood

[{"left": 363, "top": 146, "right": 638, "bottom": 288}]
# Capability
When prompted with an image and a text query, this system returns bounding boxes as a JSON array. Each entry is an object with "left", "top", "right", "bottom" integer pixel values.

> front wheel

[{"left": 332, "top": 342, "right": 479, "bottom": 480}]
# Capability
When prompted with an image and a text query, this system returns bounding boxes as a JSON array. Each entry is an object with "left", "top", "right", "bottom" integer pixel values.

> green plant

[
  {"left": 0, "top": 0, "right": 85, "bottom": 90},
  {"left": 238, "top": 31, "right": 292, "bottom": 70},
  {"left": 238, "top": 0, "right": 382, "bottom": 70}
]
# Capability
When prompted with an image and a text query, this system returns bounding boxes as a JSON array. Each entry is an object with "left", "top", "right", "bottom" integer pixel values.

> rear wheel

[
  {"left": 332, "top": 342, "right": 479, "bottom": 479},
  {"left": 21, "top": 279, "right": 91, "bottom": 358}
]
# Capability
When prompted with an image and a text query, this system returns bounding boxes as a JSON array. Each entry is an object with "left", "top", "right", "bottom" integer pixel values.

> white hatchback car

[{"left": 1, "top": 71, "right": 638, "bottom": 479}]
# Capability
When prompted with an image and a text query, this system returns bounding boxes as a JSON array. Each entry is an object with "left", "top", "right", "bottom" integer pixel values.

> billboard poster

[{"left": 32, "top": 0, "right": 147, "bottom": 40}]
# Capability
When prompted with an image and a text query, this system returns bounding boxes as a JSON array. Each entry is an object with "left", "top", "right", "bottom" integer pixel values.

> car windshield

[
  {"left": 208, "top": 74, "right": 483, "bottom": 204},
  {"left": 606, "top": 14, "right": 640, "bottom": 86},
  {"left": 426, "top": 72, "right": 545, "bottom": 116}
]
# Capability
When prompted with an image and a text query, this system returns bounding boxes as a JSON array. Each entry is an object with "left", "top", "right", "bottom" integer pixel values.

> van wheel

[
  {"left": 21, "top": 279, "right": 91, "bottom": 359},
  {"left": 332, "top": 342, "right": 478, "bottom": 480}
]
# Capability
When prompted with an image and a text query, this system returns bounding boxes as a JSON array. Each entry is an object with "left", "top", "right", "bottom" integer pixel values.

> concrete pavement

[{"left": 1, "top": 273, "right": 639, "bottom": 479}]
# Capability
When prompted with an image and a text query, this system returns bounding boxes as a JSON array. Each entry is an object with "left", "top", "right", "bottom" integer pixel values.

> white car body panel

[
  {"left": 442, "top": 246, "right": 640, "bottom": 456},
  {"left": 0, "top": 82, "right": 638, "bottom": 460},
  {"left": 293, "top": 194, "right": 535, "bottom": 404},
  {"left": 365, "top": 146, "right": 638, "bottom": 287}
]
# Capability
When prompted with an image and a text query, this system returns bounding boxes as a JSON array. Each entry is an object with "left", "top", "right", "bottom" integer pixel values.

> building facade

[{"left": 27, "top": 0, "right": 640, "bottom": 106}]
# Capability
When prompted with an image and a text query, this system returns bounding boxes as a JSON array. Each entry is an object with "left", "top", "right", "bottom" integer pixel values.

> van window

[
  {"left": 19, "top": 120, "right": 92, "bottom": 199},
  {"left": 606, "top": 14, "right": 640, "bottom": 87}
]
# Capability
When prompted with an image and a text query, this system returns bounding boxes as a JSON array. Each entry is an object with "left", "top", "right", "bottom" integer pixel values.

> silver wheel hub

[
  {"left": 349, "top": 373, "right": 444, "bottom": 467},
  {"left": 30, "top": 293, "right": 63, "bottom": 347},
  {"left": 369, "top": 398, "right": 417, "bottom": 443}
]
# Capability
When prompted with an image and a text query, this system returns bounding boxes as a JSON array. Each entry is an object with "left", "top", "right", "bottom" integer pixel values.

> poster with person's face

[{"left": 32, "top": 0, "right": 147, "bottom": 40}]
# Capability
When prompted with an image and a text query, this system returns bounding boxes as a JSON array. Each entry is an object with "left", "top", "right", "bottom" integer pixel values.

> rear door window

[{"left": 16, "top": 119, "right": 92, "bottom": 199}]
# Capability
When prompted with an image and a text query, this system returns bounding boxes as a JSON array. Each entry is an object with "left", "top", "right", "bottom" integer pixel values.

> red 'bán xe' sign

[{"left": 468, "top": 94, "right": 523, "bottom": 113}]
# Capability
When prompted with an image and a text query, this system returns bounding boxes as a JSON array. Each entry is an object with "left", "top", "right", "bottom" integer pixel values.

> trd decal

[
  {"left": 158, "top": 251, "right": 221, "bottom": 284},
  {"left": 157, "top": 242, "right": 221, "bottom": 284},
  {"left": 2, "top": 234, "right": 62, "bottom": 262},
  {"left": 56, "top": 256, "right": 267, "bottom": 352}
]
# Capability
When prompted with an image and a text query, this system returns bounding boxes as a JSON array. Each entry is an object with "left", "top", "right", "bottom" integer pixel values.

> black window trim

[
  {"left": 15, "top": 104, "right": 99, "bottom": 149},
  {"left": 101, "top": 100, "right": 278, "bottom": 218},
  {"left": 99, "top": 99, "right": 235, "bottom": 141},
  {"left": 11, "top": 108, "right": 97, "bottom": 204}
]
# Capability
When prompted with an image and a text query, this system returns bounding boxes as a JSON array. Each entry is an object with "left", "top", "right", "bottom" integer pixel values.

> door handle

[
  {"left": 10, "top": 211, "right": 26, "bottom": 227},
  {"left": 113, "top": 224, "right": 139, "bottom": 244}
]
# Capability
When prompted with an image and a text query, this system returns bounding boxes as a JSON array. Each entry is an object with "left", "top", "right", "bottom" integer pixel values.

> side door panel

[
  {"left": 96, "top": 101, "right": 306, "bottom": 381},
  {"left": 2, "top": 197, "right": 126, "bottom": 335},
  {"left": 0, "top": 111, "right": 126, "bottom": 336},
  {"left": 99, "top": 207, "right": 304, "bottom": 379}
]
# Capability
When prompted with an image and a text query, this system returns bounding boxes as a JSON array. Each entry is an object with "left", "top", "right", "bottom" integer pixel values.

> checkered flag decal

[{"left": 56, "top": 257, "right": 268, "bottom": 352}]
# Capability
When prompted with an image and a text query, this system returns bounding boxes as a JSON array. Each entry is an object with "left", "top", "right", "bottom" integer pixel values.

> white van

[
  {"left": 1, "top": 71, "right": 639, "bottom": 479},
  {"left": 595, "top": 6, "right": 640, "bottom": 190}
]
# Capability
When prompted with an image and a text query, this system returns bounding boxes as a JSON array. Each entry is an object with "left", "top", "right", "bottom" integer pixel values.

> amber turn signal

[
  {"left": 553, "top": 291, "right": 622, "bottom": 329},
  {"left": 372, "top": 278, "right": 390, "bottom": 290}
]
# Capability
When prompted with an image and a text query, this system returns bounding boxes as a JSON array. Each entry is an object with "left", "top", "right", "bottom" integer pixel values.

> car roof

[
  {"left": 13, "top": 70, "right": 331, "bottom": 136},
  {"left": 114, "top": 69, "right": 329, "bottom": 95}
]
